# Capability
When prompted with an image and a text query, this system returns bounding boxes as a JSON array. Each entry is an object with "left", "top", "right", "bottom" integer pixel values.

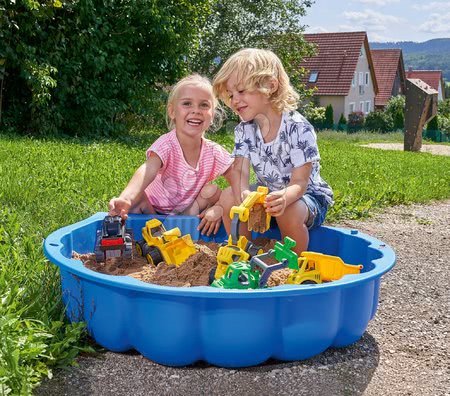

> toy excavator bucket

[{"left": 229, "top": 186, "right": 271, "bottom": 234}]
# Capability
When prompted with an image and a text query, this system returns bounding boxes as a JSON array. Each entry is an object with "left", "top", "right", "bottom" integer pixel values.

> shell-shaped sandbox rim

[{"left": 44, "top": 212, "right": 396, "bottom": 367}]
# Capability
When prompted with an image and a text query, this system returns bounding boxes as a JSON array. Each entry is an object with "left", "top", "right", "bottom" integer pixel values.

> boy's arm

[
  {"left": 265, "top": 162, "right": 312, "bottom": 216},
  {"left": 226, "top": 157, "right": 251, "bottom": 204},
  {"left": 109, "top": 152, "right": 162, "bottom": 216}
]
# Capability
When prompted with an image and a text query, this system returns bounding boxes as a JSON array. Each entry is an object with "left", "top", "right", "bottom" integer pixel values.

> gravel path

[{"left": 37, "top": 200, "right": 450, "bottom": 396}]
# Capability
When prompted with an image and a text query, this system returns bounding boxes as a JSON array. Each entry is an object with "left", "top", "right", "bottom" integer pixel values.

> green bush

[
  {"left": 324, "top": 104, "right": 334, "bottom": 129},
  {"left": 385, "top": 95, "right": 405, "bottom": 130},
  {"left": 347, "top": 111, "right": 365, "bottom": 133},
  {"left": 303, "top": 104, "right": 326, "bottom": 130},
  {"left": 1, "top": 0, "right": 212, "bottom": 136},
  {"left": 364, "top": 110, "right": 394, "bottom": 133},
  {"left": 427, "top": 115, "right": 439, "bottom": 131},
  {"left": 393, "top": 109, "right": 404, "bottom": 130},
  {"left": 337, "top": 113, "right": 347, "bottom": 131}
]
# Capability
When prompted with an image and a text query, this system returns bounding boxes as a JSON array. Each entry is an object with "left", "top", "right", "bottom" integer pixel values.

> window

[
  {"left": 352, "top": 72, "right": 356, "bottom": 87},
  {"left": 360, "top": 101, "right": 364, "bottom": 111},
  {"left": 308, "top": 71, "right": 319, "bottom": 83},
  {"left": 359, "top": 72, "right": 364, "bottom": 86},
  {"left": 360, "top": 48, "right": 364, "bottom": 57},
  {"left": 365, "top": 72, "right": 370, "bottom": 86},
  {"left": 365, "top": 101, "right": 371, "bottom": 113},
  {"left": 349, "top": 102, "right": 355, "bottom": 113}
]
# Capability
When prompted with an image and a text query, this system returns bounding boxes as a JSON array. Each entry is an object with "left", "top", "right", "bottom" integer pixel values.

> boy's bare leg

[
  {"left": 218, "top": 186, "right": 251, "bottom": 239},
  {"left": 182, "top": 184, "right": 221, "bottom": 215},
  {"left": 274, "top": 200, "right": 310, "bottom": 255}
]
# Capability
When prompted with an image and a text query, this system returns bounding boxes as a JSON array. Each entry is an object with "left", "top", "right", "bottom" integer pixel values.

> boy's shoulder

[{"left": 285, "top": 110, "right": 309, "bottom": 125}]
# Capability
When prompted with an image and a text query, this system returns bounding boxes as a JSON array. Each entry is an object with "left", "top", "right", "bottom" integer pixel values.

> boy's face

[
  {"left": 169, "top": 84, "right": 214, "bottom": 138},
  {"left": 225, "top": 72, "right": 272, "bottom": 122}
]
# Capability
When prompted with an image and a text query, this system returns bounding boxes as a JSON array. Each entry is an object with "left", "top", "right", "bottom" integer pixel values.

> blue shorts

[{"left": 300, "top": 193, "right": 328, "bottom": 229}]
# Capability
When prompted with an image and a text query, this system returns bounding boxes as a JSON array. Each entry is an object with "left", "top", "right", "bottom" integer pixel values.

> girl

[
  {"left": 213, "top": 49, "right": 334, "bottom": 254},
  {"left": 109, "top": 74, "right": 233, "bottom": 236}
]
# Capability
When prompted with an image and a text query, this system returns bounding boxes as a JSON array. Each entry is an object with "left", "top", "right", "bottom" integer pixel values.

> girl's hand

[
  {"left": 264, "top": 190, "right": 287, "bottom": 217},
  {"left": 197, "top": 205, "right": 224, "bottom": 236},
  {"left": 108, "top": 197, "right": 132, "bottom": 220}
]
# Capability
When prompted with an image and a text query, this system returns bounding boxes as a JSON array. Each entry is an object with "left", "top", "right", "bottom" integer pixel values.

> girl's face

[
  {"left": 169, "top": 84, "right": 214, "bottom": 139},
  {"left": 225, "top": 71, "right": 273, "bottom": 122}
]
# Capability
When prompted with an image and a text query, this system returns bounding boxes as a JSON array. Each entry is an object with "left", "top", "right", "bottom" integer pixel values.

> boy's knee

[{"left": 281, "top": 199, "right": 309, "bottom": 223}]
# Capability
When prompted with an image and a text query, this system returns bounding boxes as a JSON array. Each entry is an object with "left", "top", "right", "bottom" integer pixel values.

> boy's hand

[
  {"left": 197, "top": 205, "right": 224, "bottom": 236},
  {"left": 108, "top": 197, "right": 132, "bottom": 220},
  {"left": 240, "top": 189, "right": 251, "bottom": 202},
  {"left": 264, "top": 190, "right": 287, "bottom": 217}
]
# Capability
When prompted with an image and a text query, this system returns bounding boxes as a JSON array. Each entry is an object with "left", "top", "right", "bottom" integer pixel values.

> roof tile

[
  {"left": 300, "top": 32, "right": 373, "bottom": 96},
  {"left": 405, "top": 70, "right": 442, "bottom": 92},
  {"left": 371, "top": 49, "right": 405, "bottom": 107}
]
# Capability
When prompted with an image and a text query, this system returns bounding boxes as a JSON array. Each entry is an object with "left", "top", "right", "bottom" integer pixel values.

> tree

[
  {"left": 324, "top": 104, "right": 334, "bottom": 129},
  {"left": 1, "top": 0, "right": 212, "bottom": 135},
  {"left": 190, "top": 0, "right": 316, "bottom": 99},
  {"left": 337, "top": 113, "right": 346, "bottom": 131}
]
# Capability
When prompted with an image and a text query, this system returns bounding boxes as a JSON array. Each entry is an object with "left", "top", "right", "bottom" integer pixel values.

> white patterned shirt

[{"left": 232, "top": 111, "right": 334, "bottom": 206}]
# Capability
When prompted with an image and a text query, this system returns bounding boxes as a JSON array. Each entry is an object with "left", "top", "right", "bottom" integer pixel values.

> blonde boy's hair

[
  {"left": 213, "top": 48, "right": 299, "bottom": 113},
  {"left": 166, "top": 74, "right": 222, "bottom": 131}
]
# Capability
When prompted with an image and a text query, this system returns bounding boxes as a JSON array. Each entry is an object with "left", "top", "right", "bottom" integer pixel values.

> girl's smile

[{"left": 169, "top": 84, "right": 214, "bottom": 138}]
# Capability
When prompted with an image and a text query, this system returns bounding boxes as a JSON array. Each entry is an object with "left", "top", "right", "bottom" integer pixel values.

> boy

[{"left": 213, "top": 48, "right": 333, "bottom": 253}]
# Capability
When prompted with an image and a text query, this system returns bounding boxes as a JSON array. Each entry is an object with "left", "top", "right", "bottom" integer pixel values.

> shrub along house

[
  {"left": 370, "top": 49, "right": 406, "bottom": 110},
  {"left": 300, "top": 31, "right": 378, "bottom": 124}
]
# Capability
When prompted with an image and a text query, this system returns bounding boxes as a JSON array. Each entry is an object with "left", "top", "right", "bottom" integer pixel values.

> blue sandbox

[{"left": 44, "top": 212, "right": 395, "bottom": 367}]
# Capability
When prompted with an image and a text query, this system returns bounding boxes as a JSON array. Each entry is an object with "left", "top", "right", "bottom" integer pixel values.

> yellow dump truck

[
  {"left": 136, "top": 219, "right": 196, "bottom": 266},
  {"left": 287, "top": 251, "right": 363, "bottom": 285}
]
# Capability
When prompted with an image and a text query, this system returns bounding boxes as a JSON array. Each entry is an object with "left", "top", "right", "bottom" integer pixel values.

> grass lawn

[{"left": 1, "top": 129, "right": 449, "bottom": 394}]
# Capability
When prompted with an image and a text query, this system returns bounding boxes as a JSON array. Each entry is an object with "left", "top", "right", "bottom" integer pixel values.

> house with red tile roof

[
  {"left": 405, "top": 69, "right": 445, "bottom": 101},
  {"left": 371, "top": 49, "right": 406, "bottom": 110},
  {"left": 300, "top": 31, "right": 378, "bottom": 124}
]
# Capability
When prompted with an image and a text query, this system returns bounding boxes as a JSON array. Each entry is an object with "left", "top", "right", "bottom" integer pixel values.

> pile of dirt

[{"left": 73, "top": 238, "right": 289, "bottom": 288}]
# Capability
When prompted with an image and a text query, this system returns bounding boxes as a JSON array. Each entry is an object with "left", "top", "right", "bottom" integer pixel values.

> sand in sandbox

[{"left": 74, "top": 238, "right": 291, "bottom": 288}]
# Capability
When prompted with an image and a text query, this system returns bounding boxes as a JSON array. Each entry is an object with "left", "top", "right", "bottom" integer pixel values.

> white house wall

[
  {"left": 344, "top": 44, "right": 376, "bottom": 120},
  {"left": 317, "top": 96, "right": 345, "bottom": 124}
]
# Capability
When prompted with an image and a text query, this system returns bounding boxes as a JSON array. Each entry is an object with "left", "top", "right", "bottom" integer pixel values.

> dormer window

[{"left": 308, "top": 71, "right": 319, "bottom": 83}]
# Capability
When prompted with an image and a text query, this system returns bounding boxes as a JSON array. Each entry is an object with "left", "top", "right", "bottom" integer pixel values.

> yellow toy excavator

[{"left": 211, "top": 186, "right": 271, "bottom": 282}]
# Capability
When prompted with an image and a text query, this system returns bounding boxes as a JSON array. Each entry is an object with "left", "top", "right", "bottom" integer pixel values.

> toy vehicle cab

[{"left": 95, "top": 215, "right": 133, "bottom": 262}]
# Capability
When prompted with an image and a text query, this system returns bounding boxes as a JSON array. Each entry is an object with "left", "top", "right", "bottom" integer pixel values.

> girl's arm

[
  {"left": 109, "top": 152, "right": 162, "bottom": 217},
  {"left": 265, "top": 162, "right": 312, "bottom": 217}
]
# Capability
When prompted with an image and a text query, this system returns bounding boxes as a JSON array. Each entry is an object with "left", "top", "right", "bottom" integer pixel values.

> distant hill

[{"left": 370, "top": 38, "right": 450, "bottom": 80}]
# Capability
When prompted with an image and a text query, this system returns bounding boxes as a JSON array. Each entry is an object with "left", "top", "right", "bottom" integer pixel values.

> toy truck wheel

[
  {"left": 95, "top": 251, "right": 105, "bottom": 262},
  {"left": 135, "top": 240, "right": 150, "bottom": 257},
  {"left": 301, "top": 280, "right": 318, "bottom": 285},
  {"left": 246, "top": 243, "right": 262, "bottom": 258},
  {"left": 146, "top": 247, "right": 163, "bottom": 266},
  {"left": 208, "top": 266, "right": 217, "bottom": 285}
]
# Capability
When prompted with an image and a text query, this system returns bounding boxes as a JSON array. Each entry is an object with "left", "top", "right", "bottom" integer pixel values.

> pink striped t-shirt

[{"left": 144, "top": 129, "right": 233, "bottom": 214}]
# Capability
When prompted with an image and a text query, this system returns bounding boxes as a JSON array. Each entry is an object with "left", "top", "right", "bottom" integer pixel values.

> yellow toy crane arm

[
  {"left": 229, "top": 186, "right": 269, "bottom": 222},
  {"left": 229, "top": 186, "right": 271, "bottom": 243}
]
